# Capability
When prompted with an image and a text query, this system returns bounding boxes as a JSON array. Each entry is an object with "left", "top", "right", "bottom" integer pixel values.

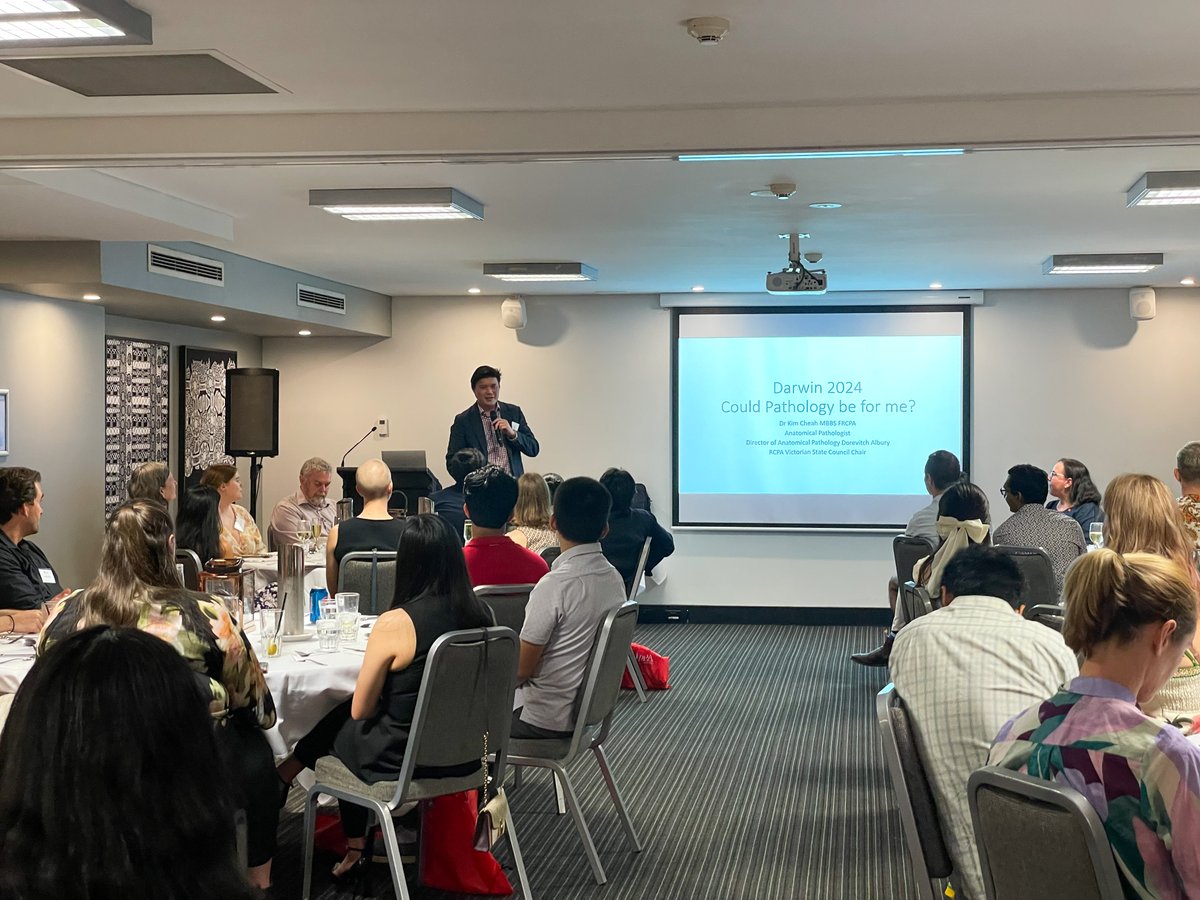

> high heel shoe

[{"left": 330, "top": 844, "right": 368, "bottom": 883}]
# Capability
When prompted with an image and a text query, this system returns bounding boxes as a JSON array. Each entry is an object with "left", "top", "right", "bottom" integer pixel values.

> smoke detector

[
  {"left": 685, "top": 17, "right": 730, "bottom": 45},
  {"left": 750, "top": 182, "right": 797, "bottom": 200}
]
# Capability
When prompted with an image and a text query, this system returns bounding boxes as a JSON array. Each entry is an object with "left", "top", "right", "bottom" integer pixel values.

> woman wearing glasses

[{"left": 1047, "top": 457, "right": 1104, "bottom": 536}]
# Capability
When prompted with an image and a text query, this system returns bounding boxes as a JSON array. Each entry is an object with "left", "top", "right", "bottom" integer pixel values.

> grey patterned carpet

[{"left": 272, "top": 623, "right": 916, "bottom": 900}]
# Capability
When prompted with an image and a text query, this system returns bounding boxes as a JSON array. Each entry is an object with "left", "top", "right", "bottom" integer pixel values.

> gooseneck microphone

[{"left": 340, "top": 425, "right": 378, "bottom": 467}]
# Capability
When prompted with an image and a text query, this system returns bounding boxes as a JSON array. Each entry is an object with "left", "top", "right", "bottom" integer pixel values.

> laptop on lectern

[{"left": 382, "top": 450, "right": 428, "bottom": 472}]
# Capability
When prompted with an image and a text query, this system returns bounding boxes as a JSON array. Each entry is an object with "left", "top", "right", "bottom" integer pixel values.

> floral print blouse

[
  {"left": 39, "top": 588, "right": 276, "bottom": 729},
  {"left": 220, "top": 503, "right": 266, "bottom": 557}
]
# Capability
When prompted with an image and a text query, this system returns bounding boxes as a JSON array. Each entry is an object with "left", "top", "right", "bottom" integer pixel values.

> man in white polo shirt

[{"left": 513, "top": 476, "right": 627, "bottom": 739}]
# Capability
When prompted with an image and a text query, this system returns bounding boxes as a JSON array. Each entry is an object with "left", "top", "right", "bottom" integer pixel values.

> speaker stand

[{"left": 248, "top": 455, "right": 264, "bottom": 520}]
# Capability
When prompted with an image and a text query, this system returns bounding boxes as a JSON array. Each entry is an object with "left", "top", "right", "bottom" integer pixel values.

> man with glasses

[{"left": 993, "top": 463, "right": 1085, "bottom": 593}]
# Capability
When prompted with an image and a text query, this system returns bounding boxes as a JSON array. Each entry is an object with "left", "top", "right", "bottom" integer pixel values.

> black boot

[{"left": 850, "top": 631, "right": 895, "bottom": 667}]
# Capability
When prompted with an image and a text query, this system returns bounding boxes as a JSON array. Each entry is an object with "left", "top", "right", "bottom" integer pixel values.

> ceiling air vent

[
  {"left": 147, "top": 244, "right": 225, "bottom": 286},
  {"left": 297, "top": 284, "right": 347, "bottom": 315}
]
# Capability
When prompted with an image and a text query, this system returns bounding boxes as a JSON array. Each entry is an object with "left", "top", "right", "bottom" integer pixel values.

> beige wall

[
  {"left": 261, "top": 287, "right": 1200, "bottom": 609},
  {"left": 0, "top": 293, "right": 262, "bottom": 588}
]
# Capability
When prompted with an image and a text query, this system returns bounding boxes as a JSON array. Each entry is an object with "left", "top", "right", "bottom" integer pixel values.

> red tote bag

[
  {"left": 621, "top": 642, "right": 671, "bottom": 691},
  {"left": 419, "top": 789, "right": 513, "bottom": 896}
]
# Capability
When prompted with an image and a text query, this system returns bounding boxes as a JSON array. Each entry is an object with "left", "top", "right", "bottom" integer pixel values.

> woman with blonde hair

[
  {"left": 200, "top": 464, "right": 266, "bottom": 557},
  {"left": 38, "top": 500, "right": 279, "bottom": 890},
  {"left": 1102, "top": 472, "right": 1200, "bottom": 722},
  {"left": 507, "top": 472, "right": 558, "bottom": 553},
  {"left": 990, "top": 550, "right": 1200, "bottom": 898},
  {"left": 126, "top": 461, "right": 177, "bottom": 507}
]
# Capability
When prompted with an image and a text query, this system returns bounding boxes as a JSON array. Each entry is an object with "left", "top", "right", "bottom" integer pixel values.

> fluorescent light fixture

[
  {"left": 1126, "top": 171, "right": 1200, "bottom": 207},
  {"left": 309, "top": 188, "right": 483, "bottom": 221},
  {"left": 1042, "top": 253, "right": 1163, "bottom": 275},
  {"left": 0, "top": 0, "right": 151, "bottom": 45},
  {"left": 483, "top": 262, "right": 597, "bottom": 282},
  {"left": 677, "top": 148, "right": 964, "bottom": 162}
]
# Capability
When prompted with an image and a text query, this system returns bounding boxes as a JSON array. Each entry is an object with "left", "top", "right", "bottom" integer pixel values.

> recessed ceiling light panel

[
  {"left": 1127, "top": 171, "right": 1200, "bottom": 207},
  {"left": 483, "top": 262, "right": 597, "bottom": 282},
  {"left": 1042, "top": 253, "right": 1163, "bottom": 275},
  {"left": 0, "top": 0, "right": 151, "bottom": 46},
  {"left": 309, "top": 188, "right": 483, "bottom": 221}
]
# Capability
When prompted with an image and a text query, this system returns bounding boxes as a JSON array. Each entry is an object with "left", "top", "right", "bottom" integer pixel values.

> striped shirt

[
  {"left": 992, "top": 503, "right": 1086, "bottom": 595},
  {"left": 990, "top": 677, "right": 1200, "bottom": 899},
  {"left": 891, "top": 596, "right": 1078, "bottom": 899},
  {"left": 478, "top": 406, "right": 510, "bottom": 473}
]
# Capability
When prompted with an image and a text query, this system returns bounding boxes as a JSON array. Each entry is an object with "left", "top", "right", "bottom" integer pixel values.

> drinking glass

[
  {"left": 316, "top": 617, "right": 340, "bottom": 651},
  {"left": 336, "top": 591, "right": 360, "bottom": 644},
  {"left": 318, "top": 597, "right": 339, "bottom": 620},
  {"left": 257, "top": 608, "right": 282, "bottom": 658},
  {"left": 1089, "top": 522, "right": 1105, "bottom": 549}
]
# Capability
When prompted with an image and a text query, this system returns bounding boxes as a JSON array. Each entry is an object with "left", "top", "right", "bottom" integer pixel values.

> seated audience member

[
  {"left": 514, "top": 476, "right": 628, "bottom": 739},
  {"left": 508, "top": 472, "right": 559, "bottom": 553},
  {"left": 430, "top": 447, "right": 485, "bottom": 543},
  {"left": 276, "top": 514, "right": 493, "bottom": 878},
  {"left": 543, "top": 472, "right": 564, "bottom": 502},
  {"left": 39, "top": 500, "right": 278, "bottom": 889},
  {"left": 598, "top": 467, "right": 674, "bottom": 597},
  {"left": 325, "top": 459, "right": 406, "bottom": 591},
  {"left": 877, "top": 451, "right": 962, "bottom": 643},
  {"left": 126, "top": 461, "right": 177, "bottom": 507},
  {"left": 269, "top": 457, "right": 336, "bottom": 547},
  {"left": 1174, "top": 440, "right": 1200, "bottom": 546},
  {"left": 176, "top": 485, "right": 223, "bottom": 566},
  {"left": 993, "top": 463, "right": 1086, "bottom": 593},
  {"left": 852, "top": 479, "right": 990, "bottom": 666},
  {"left": 891, "top": 546, "right": 1078, "bottom": 900},
  {"left": 462, "top": 465, "right": 549, "bottom": 587},
  {"left": 201, "top": 464, "right": 266, "bottom": 557},
  {"left": 990, "top": 550, "right": 1200, "bottom": 898},
  {"left": 0, "top": 467, "right": 60, "bottom": 631},
  {"left": 0, "top": 626, "right": 259, "bottom": 900},
  {"left": 1046, "top": 456, "right": 1104, "bottom": 535},
  {"left": 1101, "top": 473, "right": 1200, "bottom": 723}
]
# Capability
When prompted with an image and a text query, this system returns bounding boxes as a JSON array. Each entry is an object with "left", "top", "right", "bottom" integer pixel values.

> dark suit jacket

[
  {"left": 446, "top": 401, "right": 539, "bottom": 478},
  {"left": 429, "top": 484, "right": 467, "bottom": 545}
]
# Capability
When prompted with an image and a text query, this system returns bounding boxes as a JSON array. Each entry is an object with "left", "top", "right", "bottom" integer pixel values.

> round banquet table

[{"left": 0, "top": 622, "right": 366, "bottom": 758}]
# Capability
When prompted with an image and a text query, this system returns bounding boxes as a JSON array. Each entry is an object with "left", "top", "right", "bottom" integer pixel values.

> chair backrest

[
  {"left": 994, "top": 545, "right": 1058, "bottom": 608},
  {"left": 629, "top": 536, "right": 653, "bottom": 600},
  {"left": 969, "top": 766, "right": 1125, "bottom": 900},
  {"left": 571, "top": 601, "right": 639, "bottom": 741},
  {"left": 175, "top": 548, "right": 202, "bottom": 590},
  {"left": 539, "top": 545, "right": 562, "bottom": 566},
  {"left": 473, "top": 583, "right": 536, "bottom": 632},
  {"left": 876, "top": 684, "right": 953, "bottom": 898},
  {"left": 338, "top": 550, "right": 398, "bottom": 615},
  {"left": 901, "top": 580, "right": 934, "bottom": 623},
  {"left": 894, "top": 535, "right": 935, "bottom": 586},
  {"left": 1025, "top": 603, "right": 1065, "bottom": 631},
  {"left": 392, "top": 626, "right": 520, "bottom": 794}
]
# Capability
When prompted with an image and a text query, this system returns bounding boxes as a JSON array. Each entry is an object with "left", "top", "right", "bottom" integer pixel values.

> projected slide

[{"left": 674, "top": 308, "right": 968, "bottom": 528}]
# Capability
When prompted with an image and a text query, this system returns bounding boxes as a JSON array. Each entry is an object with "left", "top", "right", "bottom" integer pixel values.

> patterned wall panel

[
  {"left": 104, "top": 336, "right": 171, "bottom": 518},
  {"left": 178, "top": 346, "right": 237, "bottom": 490}
]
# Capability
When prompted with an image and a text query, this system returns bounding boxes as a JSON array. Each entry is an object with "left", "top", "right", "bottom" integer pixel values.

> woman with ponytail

[{"left": 990, "top": 550, "right": 1200, "bottom": 898}]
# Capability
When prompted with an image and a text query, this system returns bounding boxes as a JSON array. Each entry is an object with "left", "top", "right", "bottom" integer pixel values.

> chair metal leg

[
  {"left": 626, "top": 649, "right": 648, "bottom": 702},
  {"left": 593, "top": 742, "right": 643, "bottom": 852},
  {"left": 553, "top": 763, "right": 607, "bottom": 885},
  {"left": 301, "top": 788, "right": 319, "bottom": 900},
  {"left": 553, "top": 771, "right": 566, "bottom": 815},
  {"left": 373, "top": 800, "right": 411, "bottom": 900},
  {"left": 502, "top": 789, "right": 533, "bottom": 899},
  {"left": 513, "top": 766, "right": 524, "bottom": 790}
]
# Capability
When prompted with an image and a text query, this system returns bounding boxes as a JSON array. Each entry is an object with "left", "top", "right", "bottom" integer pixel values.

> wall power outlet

[{"left": 377, "top": 418, "right": 389, "bottom": 438}]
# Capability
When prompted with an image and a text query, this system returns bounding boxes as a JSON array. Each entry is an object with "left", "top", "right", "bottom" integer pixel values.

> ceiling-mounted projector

[{"left": 766, "top": 233, "right": 827, "bottom": 294}]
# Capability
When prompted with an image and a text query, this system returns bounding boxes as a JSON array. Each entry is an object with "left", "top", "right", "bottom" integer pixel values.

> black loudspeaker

[{"left": 225, "top": 368, "right": 279, "bottom": 457}]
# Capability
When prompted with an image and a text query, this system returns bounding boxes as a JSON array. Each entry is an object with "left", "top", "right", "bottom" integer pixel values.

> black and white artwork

[
  {"left": 104, "top": 337, "right": 170, "bottom": 517},
  {"left": 0, "top": 389, "right": 8, "bottom": 457},
  {"left": 179, "top": 346, "right": 237, "bottom": 490}
]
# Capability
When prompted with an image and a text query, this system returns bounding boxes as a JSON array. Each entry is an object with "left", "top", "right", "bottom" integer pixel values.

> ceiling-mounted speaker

[
  {"left": 501, "top": 296, "right": 527, "bottom": 330},
  {"left": 1129, "top": 286, "right": 1156, "bottom": 321}
]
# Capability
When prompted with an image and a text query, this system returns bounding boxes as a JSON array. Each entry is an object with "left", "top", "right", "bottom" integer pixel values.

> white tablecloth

[
  {"left": 0, "top": 623, "right": 366, "bottom": 757},
  {"left": 240, "top": 550, "right": 328, "bottom": 599}
]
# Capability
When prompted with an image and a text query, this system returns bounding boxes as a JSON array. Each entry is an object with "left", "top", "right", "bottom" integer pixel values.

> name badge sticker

[{"left": 38, "top": 567, "right": 55, "bottom": 584}]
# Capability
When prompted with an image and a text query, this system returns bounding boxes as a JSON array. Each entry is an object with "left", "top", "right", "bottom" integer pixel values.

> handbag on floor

[{"left": 622, "top": 642, "right": 671, "bottom": 691}]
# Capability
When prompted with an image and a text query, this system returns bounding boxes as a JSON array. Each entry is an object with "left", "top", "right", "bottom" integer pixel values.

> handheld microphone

[
  {"left": 489, "top": 409, "right": 499, "bottom": 424},
  {"left": 340, "top": 425, "right": 378, "bottom": 468}
]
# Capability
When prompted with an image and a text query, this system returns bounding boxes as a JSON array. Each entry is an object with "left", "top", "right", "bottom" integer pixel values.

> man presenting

[{"left": 446, "top": 365, "right": 539, "bottom": 478}]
